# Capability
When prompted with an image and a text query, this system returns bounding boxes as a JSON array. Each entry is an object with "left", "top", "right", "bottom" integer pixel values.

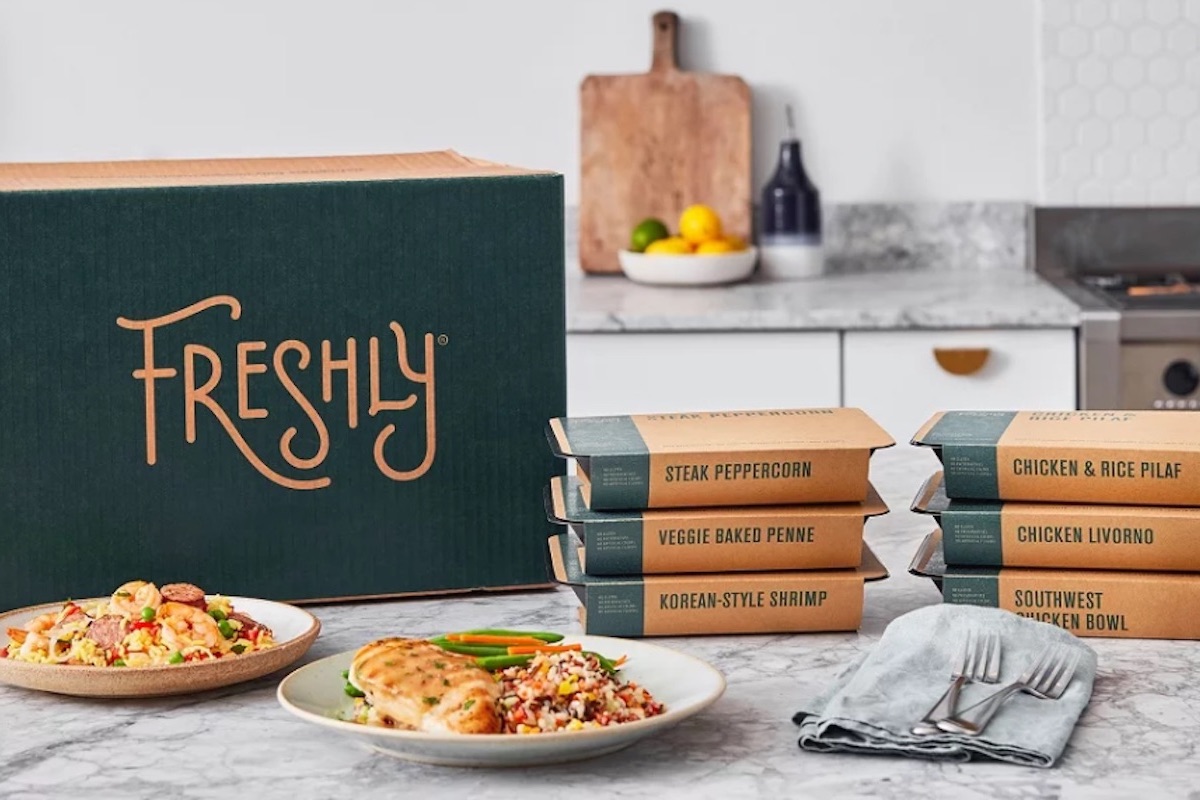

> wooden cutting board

[{"left": 580, "top": 11, "right": 752, "bottom": 273}]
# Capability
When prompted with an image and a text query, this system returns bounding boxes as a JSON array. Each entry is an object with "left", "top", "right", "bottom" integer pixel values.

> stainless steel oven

[{"left": 1033, "top": 207, "right": 1200, "bottom": 410}]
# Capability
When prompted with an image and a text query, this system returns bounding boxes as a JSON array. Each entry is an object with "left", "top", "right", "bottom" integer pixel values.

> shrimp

[
  {"left": 23, "top": 612, "right": 58, "bottom": 634},
  {"left": 158, "top": 602, "right": 223, "bottom": 651},
  {"left": 18, "top": 632, "right": 49, "bottom": 659},
  {"left": 110, "top": 581, "right": 162, "bottom": 618}
]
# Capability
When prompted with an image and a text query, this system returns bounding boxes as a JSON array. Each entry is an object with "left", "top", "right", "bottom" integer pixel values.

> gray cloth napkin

[{"left": 793, "top": 605, "right": 1097, "bottom": 767}]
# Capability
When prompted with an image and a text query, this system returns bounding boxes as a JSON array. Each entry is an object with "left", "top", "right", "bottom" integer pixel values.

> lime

[{"left": 630, "top": 218, "right": 670, "bottom": 252}]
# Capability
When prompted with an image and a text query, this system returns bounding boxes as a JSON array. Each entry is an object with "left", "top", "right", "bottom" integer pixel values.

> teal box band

[
  {"left": 582, "top": 520, "right": 645, "bottom": 575},
  {"left": 942, "top": 572, "right": 1001, "bottom": 608},
  {"left": 923, "top": 411, "right": 1016, "bottom": 501},
  {"left": 941, "top": 509, "right": 1004, "bottom": 566},
  {"left": 585, "top": 583, "right": 646, "bottom": 637},
  {"left": 942, "top": 444, "right": 1002, "bottom": 499},
  {"left": 589, "top": 453, "right": 651, "bottom": 509},
  {"left": 556, "top": 416, "right": 650, "bottom": 509}
]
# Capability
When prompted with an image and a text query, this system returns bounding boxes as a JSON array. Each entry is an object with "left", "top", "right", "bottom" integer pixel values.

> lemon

[
  {"left": 629, "top": 218, "right": 670, "bottom": 253},
  {"left": 723, "top": 235, "right": 748, "bottom": 251},
  {"left": 645, "top": 236, "right": 693, "bottom": 255},
  {"left": 695, "top": 239, "right": 738, "bottom": 255},
  {"left": 679, "top": 205, "right": 723, "bottom": 244}
]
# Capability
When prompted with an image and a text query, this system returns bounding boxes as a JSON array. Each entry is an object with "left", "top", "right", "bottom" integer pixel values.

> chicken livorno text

[{"left": 913, "top": 471, "right": 1200, "bottom": 571}]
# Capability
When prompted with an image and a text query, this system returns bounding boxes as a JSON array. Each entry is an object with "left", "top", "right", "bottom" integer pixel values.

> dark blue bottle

[{"left": 759, "top": 106, "right": 824, "bottom": 279}]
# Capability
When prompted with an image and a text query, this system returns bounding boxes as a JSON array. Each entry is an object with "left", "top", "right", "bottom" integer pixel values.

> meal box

[
  {"left": 913, "top": 471, "right": 1200, "bottom": 571},
  {"left": 910, "top": 529, "right": 1200, "bottom": 640},
  {"left": 546, "top": 475, "right": 889, "bottom": 574},
  {"left": 0, "top": 151, "right": 565, "bottom": 610},
  {"left": 546, "top": 408, "right": 894, "bottom": 510},
  {"left": 912, "top": 410, "right": 1200, "bottom": 506},
  {"left": 548, "top": 533, "right": 888, "bottom": 636}
]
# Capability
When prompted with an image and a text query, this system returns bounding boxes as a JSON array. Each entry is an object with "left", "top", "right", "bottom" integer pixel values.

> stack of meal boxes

[
  {"left": 543, "top": 408, "right": 894, "bottom": 637},
  {"left": 909, "top": 410, "right": 1200, "bottom": 640}
]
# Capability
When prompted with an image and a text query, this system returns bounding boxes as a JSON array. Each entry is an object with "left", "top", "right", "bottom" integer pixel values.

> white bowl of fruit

[{"left": 618, "top": 206, "right": 757, "bottom": 287}]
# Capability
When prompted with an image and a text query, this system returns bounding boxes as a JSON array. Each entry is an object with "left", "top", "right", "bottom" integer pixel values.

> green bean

[
  {"left": 217, "top": 619, "right": 236, "bottom": 639},
  {"left": 208, "top": 608, "right": 227, "bottom": 622},
  {"left": 582, "top": 651, "right": 622, "bottom": 673},
  {"left": 454, "top": 629, "right": 564, "bottom": 643},
  {"left": 428, "top": 640, "right": 509, "bottom": 657},
  {"left": 474, "top": 654, "right": 534, "bottom": 671},
  {"left": 344, "top": 682, "right": 365, "bottom": 698}
]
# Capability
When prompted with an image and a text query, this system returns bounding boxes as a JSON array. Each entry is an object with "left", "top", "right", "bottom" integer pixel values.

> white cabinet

[
  {"left": 843, "top": 329, "right": 1077, "bottom": 443},
  {"left": 567, "top": 332, "right": 840, "bottom": 417}
]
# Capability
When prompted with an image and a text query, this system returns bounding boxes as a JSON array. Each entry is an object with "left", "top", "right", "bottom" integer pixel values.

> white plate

[
  {"left": 276, "top": 635, "right": 726, "bottom": 767},
  {"left": 0, "top": 597, "right": 320, "bottom": 697},
  {"left": 618, "top": 247, "right": 758, "bottom": 286}
]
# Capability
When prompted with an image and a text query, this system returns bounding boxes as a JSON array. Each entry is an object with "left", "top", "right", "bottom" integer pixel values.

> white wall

[{"left": 0, "top": 0, "right": 1037, "bottom": 204}]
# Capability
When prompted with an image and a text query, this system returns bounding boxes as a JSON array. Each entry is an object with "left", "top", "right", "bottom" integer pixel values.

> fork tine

[
  {"left": 984, "top": 632, "right": 1001, "bottom": 682},
  {"left": 968, "top": 631, "right": 989, "bottom": 680},
  {"left": 1046, "top": 649, "right": 1081, "bottom": 698},
  {"left": 953, "top": 630, "right": 972, "bottom": 678},
  {"left": 1033, "top": 646, "right": 1070, "bottom": 693},
  {"left": 1019, "top": 645, "right": 1053, "bottom": 684},
  {"left": 1041, "top": 647, "right": 1080, "bottom": 695}
]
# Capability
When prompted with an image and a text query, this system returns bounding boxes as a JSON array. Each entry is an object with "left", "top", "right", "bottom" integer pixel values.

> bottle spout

[{"left": 785, "top": 104, "right": 797, "bottom": 141}]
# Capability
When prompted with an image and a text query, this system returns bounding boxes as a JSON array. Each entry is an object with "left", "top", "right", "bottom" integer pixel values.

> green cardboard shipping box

[{"left": 0, "top": 151, "right": 565, "bottom": 609}]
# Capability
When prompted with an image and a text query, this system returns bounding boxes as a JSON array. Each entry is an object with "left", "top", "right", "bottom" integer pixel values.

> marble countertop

[
  {"left": 566, "top": 268, "right": 1081, "bottom": 333},
  {"left": 4, "top": 446, "right": 1199, "bottom": 799}
]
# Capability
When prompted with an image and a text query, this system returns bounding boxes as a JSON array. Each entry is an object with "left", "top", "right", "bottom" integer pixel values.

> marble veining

[
  {"left": 567, "top": 268, "right": 1081, "bottom": 333},
  {"left": 822, "top": 203, "right": 1028, "bottom": 274},
  {"left": 4, "top": 446, "right": 1199, "bottom": 799}
]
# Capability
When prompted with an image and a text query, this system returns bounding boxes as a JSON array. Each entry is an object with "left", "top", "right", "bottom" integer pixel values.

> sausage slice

[
  {"left": 86, "top": 615, "right": 128, "bottom": 650},
  {"left": 229, "top": 611, "right": 272, "bottom": 638},
  {"left": 161, "top": 583, "right": 207, "bottom": 610}
]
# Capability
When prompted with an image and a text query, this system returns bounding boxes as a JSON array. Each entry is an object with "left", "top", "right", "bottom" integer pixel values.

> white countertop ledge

[{"left": 566, "top": 268, "right": 1081, "bottom": 333}]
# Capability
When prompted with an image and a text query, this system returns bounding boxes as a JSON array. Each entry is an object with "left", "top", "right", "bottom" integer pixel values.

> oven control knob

[{"left": 1163, "top": 360, "right": 1200, "bottom": 397}]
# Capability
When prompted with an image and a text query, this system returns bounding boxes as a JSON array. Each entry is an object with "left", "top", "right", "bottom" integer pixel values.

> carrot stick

[
  {"left": 506, "top": 643, "right": 584, "bottom": 655},
  {"left": 445, "top": 634, "right": 545, "bottom": 646}
]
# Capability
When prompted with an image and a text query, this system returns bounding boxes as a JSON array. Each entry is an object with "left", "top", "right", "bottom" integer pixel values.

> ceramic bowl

[
  {"left": 617, "top": 247, "right": 758, "bottom": 286},
  {"left": 0, "top": 597, "right": 320, "bottom": 698}
]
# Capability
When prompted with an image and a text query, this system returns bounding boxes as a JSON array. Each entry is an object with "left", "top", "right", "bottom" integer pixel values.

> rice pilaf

[{"left": 496, "top": 650, "right": 664, "bottom": 734}]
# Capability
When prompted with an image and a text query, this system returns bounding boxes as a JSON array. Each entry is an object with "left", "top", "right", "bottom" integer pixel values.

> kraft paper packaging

[
  {"left": 913, "top": 471, "right": 1200, "bottom": 571},
  {"left": 549, "top": 533, "right": 888, "bottom": 636},
  {"left": 547, "top": 408, "right": 894, "bottom": 510},
  {"left": 547, "top": 475, "right": 889, "bottom": 574},
  {"left": 912, "top": 411, "right": 1200, "bottom": 506},
  {"left": 910, "top": 530, "right": 1200, "bottom": 640}
]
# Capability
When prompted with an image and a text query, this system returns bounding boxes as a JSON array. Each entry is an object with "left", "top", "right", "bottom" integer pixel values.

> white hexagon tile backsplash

[{"left": 1042, "top": 0, "right": 1200, "bottom": 204}]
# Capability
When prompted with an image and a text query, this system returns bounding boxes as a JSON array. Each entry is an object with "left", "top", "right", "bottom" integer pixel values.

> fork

[
  {"left": 936, "top": 644, "right": 1081, "bottom": 736},
  {"left": 912, "top": 630, "right": 1001, "bottom": 736}
]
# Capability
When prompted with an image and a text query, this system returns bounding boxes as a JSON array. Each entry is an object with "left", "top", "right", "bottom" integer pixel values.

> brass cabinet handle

[{"left": 933, "top": 347, "right": 991, "bottom": 376}]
